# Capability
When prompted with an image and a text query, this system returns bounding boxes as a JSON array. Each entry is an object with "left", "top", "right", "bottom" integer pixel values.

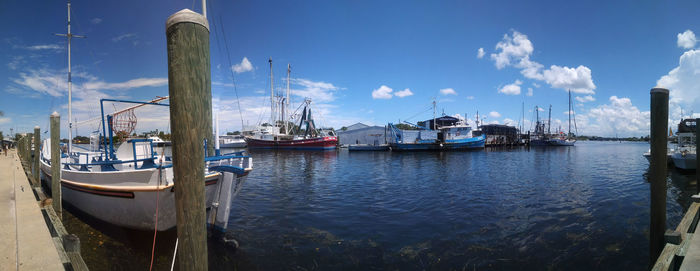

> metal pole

[
  {"left": 51, "top": 112, "right": 62, "bottom": 219},
  {"left": 166, "top": 9, "right": 211, "bottom": 270},
  {"left": 33, "top": 126, "right": 40, "bottom": 187},
  {"left": 649, "top": 87, "right": 669, "bottom": 263},
  {"left": 696, "top": 118, "right": 699, "bottom": 195}
]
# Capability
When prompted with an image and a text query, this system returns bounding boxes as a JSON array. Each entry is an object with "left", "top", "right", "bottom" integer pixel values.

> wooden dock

[
  {"left": 653, "top": 198, "right": 700, "bottom": 270},
  {"left": 0, "top": 148, "right": 87, "bottom": 270}
]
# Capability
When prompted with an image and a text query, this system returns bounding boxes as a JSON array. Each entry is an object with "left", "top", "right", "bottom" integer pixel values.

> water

[{"left": 61, "top": 141, "right": 697, "bottom": 270}]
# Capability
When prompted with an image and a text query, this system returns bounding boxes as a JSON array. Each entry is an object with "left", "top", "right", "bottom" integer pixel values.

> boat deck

[{"left": 0, "top": 149, "right": 64, "bottom": 270}]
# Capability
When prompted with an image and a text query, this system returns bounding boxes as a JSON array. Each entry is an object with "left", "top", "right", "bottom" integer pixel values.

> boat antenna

[{"left": 56, "top": 0, "right": 85, "bottom": 155}]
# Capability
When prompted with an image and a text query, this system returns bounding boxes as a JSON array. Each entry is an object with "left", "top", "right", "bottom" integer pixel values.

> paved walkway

[{"left": 0, "top": 149, "right": 63, "bottom": 270}]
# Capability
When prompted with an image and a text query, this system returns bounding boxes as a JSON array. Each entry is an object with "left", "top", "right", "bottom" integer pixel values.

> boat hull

[
  {"left": 530, "top": 139, "right": 575, "bottom": 146},
  {"left": 245, "top": 136, "right": 338, "bottom": 150},
  {"left": 391, "top": 135, "right": 485, "bottom": 151},
  {"left": 220, "top": 142, "right": 247, "bottom": 148},
  {"left": 40, "top": 160, "right": 249, "bottom": 231},
  {"left": 672, "top": 153, "right": 697, "bottom": 170},
  {"left": 348, "top": 144, "right": 390, "bottom": 151}
]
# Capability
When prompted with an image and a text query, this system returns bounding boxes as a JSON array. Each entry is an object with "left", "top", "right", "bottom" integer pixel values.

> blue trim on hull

[
  {"left": 247, "top": 146, "right": 336, "bottom": 150},
  {"left": 392, "top": 135, "right": 485, "bottom": 151}
]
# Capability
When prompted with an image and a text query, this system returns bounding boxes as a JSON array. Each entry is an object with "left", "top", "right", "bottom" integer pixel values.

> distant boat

[
  {"left": 244, "top": 59, "right": 337, "bottom": 150},
  {"left": 348, "top": 144, "right": 390, "bottom": 151},
  {"left": 530, "top": 90, "right": 576, "bottom": 146},
  {"left": 388, "top": 102, "right": 485, "bottom": 151},
  {"left": 219, "top": 134, "right": 246, "bottom": 148}
]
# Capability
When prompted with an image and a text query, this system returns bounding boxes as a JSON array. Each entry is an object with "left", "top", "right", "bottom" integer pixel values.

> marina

[{"left": 3, "top": 0, "right": 700, "bottom": 270}]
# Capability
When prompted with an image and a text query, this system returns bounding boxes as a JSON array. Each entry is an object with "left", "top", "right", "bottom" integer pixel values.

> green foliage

[{"left": 395, "top": 123, "right": 420, "bottom": 130}]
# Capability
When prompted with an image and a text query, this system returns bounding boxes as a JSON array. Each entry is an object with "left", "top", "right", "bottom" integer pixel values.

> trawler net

[{"left": 112, "top": 108, "right": 137, "bottom": 141}]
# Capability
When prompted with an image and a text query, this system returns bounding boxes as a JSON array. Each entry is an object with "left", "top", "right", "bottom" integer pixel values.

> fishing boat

[
  {"left": 219, "top": 134, "right": 247, "bottom": 148},
  {"left": 39, "top": 3, "right": 252, "bottom": 232},
  {"left": 530, "top": 90, "right": 576, "bottom": 146},
  {"left": 388, "top": 102, "right": 485, "bottom": 151},
  {"left": 671, "top": 119, "right": 697, "bottom": 170},
  {"left": 244, "top": 59, "right": 337, "bottom": 150}
]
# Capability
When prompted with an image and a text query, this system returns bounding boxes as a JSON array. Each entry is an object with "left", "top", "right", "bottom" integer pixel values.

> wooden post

[
  {"left": 649, "top": 87, "right": 669, "bottom": 264},
  {"left": 696, "top": 118, "right": 699, "bottom": 195},
  {"left": 166, "top": 9, "right": 211, "bottom": 270},
  {"left": 33, "top": 126, "right": 40, "bottom": 187},
  {"left": 51, "top": 112, "right": 62, "bottom": 219}
]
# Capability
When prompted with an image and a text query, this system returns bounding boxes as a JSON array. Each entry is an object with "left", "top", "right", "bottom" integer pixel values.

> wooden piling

[
  {"left": 33, "top": 126, "right": 40, "bottom": 186},
  {"left": 650, "top": 87, "right": 669, "bottom": 263},
  {"left": 51, "top": 112, "right": 62, "bottom": 219},
  {"left": 166, "top": 9, "right": 211, "bottom": 270}
]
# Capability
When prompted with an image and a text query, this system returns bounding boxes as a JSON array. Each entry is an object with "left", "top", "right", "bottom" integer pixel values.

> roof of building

[{"left": 345, "top": 122, "right": 370, "bottom": 131}]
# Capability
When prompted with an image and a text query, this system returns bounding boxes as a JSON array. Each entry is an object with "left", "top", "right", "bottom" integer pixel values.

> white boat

[
  {"left": 39, "top": 3, "right": 253, "bottom": 232},
  {"left": 643, "top": 147, "right": 675, "bottom": 164},
  {"left": 671, "top": 131, "right": 696, "bottom": 170},
  {"left": 219, "top": 135, "right": 247, "bottom": 148}
]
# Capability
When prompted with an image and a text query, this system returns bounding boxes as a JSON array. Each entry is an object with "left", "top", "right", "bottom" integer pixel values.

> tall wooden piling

[
  {"left": 33, "top": 126, "right": 40, "bottom": 186},
  {"left": 166, "top": 9, "right": 211, "bottom": 270},
  {"left": 51, "top": 112, "right": 62, "bottom": 219},
  {"left": 696, "top": 118, "right": 700, "bottom": 195},
  {"left": 650, "top": 87, "right": 669, "bottom": 263}
]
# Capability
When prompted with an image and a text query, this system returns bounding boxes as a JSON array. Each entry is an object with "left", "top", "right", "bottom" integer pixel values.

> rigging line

[{"left": 217, "top": 15, "right": 245, "bottom": 131}]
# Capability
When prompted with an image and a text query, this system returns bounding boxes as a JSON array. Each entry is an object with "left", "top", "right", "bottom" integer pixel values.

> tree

[{"left": 395, "top": 123, "right": 419, "bottom": 130}]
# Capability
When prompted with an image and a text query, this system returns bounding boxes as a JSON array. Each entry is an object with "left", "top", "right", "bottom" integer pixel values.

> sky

[{"left": 2, "top": 0, "right": 700, "bottom": 138}]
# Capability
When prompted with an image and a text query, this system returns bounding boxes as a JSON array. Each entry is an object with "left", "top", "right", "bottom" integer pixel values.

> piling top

[
  {"left": 51, "top": 111, "right": 59, "bottom": 117},
  {"left": 34, "top": 126, "right": 40, "bottom": 129},
  {"left": 166, "top": 9, "right": 209, "bottom": 31},
  {"left": 651, "top": 87, "right": 669, "bottom": 94}
]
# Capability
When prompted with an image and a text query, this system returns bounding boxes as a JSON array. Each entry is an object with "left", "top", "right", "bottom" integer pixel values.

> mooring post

[
  {"left": 649, "top": 87, "right": 669, "bottom": 264},
  {"left": 166, "top": 9, "right": 211, "bottom": 270},
  {"left": 33, "top": 126, "right": 40, "bottom": 186},
  {"left": 51, "top": 112, "right": 62, "bottom": 219},
  {"left": 696, "top": 118, "right": 700, "bottom": 195}
]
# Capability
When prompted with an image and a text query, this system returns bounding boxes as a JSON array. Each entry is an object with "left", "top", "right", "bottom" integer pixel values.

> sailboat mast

[
  {"left": 269, "top": 58, "right": 274, "bottom": 130},
  {"left": 568, "top": 90, "right": 572, "bottom": 139},
  {"left": 547, "top": 105, "right": 552, "bottom": 135},
  {"left": 286, "top": 64, "right": 290, "bottom": 134},
  {"left": 432, "top": 99, "right": 436, "bottom": 130},
  {"left": 56, "top": 1, "right": 84, "bottom": 155}
]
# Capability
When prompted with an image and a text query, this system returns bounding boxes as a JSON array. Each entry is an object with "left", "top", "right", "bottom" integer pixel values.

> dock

[{"left": 0, "top": 148, "right": 87, "bottom": 270}]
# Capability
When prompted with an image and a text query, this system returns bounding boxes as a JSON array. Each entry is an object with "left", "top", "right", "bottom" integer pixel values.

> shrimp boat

[
  {"left": 530, "top": 90, "right": 576, "bottom": 146},
  {"left": 244, "top": 59, "right": 337, "bottom": 150},
  {"left": 39, "top": 3, "right": 252, "bottom": 232}
]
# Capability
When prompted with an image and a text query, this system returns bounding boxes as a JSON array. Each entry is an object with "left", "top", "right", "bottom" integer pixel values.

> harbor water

[{"left": 60, "top": 141, "right": 695, "bottom": 270}]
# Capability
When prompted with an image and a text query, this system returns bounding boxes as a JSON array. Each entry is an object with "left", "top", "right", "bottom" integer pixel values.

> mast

[
  {"left": 568, "top": 90, "right": 572, "bottom": 139},
  {"left": 535, "top": 106, "right": 539, "bottom": 135},
  {"left": 432, "top": 99, "right": 436, "bottom": 130},
  {"left": 56, "top": 1, "right": 84, "bottom": 155},
  {"left": 285, "top": 63, "right": 290, "bottom": 134},
  {"left": 547, "top": 105, "right": 552, "bottom": 136},
  {"left": 269, "top": 57, "right": 274, "bottom": 131}
]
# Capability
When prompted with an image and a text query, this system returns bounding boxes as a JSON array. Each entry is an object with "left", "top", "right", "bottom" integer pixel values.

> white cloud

[
  {"left": 658, "top": 49, "right": 700, "bottom": 115},
  {"left": 537, "top": 107, "right": 545, "bottom": 112},
  {"left": 0, "top": 117, "right": 11, "bottom": 125},
  {"left": 232, "top": 57, "right": 253, "bottom": 73},
  {"left": 290, "top": 78, "right": 341, "bottom": 102},
  {"left": 83, "top": 78, "right": 167, "bottom": 90},
  {"left": 498, "top": 80, "right": 522, "bottom": 95},
  {"left": 489, "top": 111, "right": 501, "bottom": 118},
  {"left": 503, "top": 118, "right": 516, "bottom": 125},
  {"left": 26, "top": 44, "right": 62, "bottom": 51},
  {"left": 581, "top": 96, "right": 649, "bottom": 137},
  {"left": 532, "top": 82, "right": 541, "bottom": 88},
  {"left": 112, "top": 33, "right": 136, "bottom": 42},
  {"left": 488, "top": 30, "right": 596, "bottom": 94},
  {"left": 527, "top": 87, "right": 533, "bottom": 96},
  {"left": 541, "top": 65, "right": 596, "bottom": 94},
  {"left": 477, "top": 48, "right": 485, "bottom": 59},
  {"left": 575, "top": 95, "right": 595, "bottom": 103},
  {"left": 394, "top": 88, "right": 413, "bottom": 98},
  {"left": 12, "top": 69, "right": 66, "bottom": 97},
  {"left": 372, "top": 85, "right": 393, "bottom": 99},
  {"left": 440, "top": 88, "right": 457, "bottom": 95},
  {"left": 466, "top": 96, "right": 475, "bottom": 100},
  {"left": 91, "top": 18, "right": 103, "bottom": 24},
  {"left": 677, "top": 30, "right": 697, "bottom": 49}
]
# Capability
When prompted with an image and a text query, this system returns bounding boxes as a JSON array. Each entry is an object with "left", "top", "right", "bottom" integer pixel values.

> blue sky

[{"left": 2, "top": 0, "right": 700, "bottom": 138}]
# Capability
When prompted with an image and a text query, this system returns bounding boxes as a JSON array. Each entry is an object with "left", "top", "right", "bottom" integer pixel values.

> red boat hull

[{"left": 244, "top": 136, "right": 338, "bottom": 150}]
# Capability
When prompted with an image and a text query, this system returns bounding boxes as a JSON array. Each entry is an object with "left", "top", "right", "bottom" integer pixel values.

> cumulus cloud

[
  {"left": 466, "top": 96, "right": 475, "bottom": 100},
  {"left": 527, "top": 87, "right": 533, "bottom": 96},
  {"left": 232, "top": 57, "right": 253, "bottom": 73},
  {"left": 440, "top": 88, "right": 457, "bottom": 95},
  {"left": 582, "top": 96, "right": 649, "bottom": 137},
  {"left": 290, "top": 78, "right": 340, "bottom": 102},
  {"left": 498, "top": 80, "right": 522, "bottom": 95},
  {"left": 575, "top": 95, "right": 595, "bottom": 103},
  {"left": 657, "top": 49, "right": 700, "bottom": 121},
  {"left": 678, "top": 30, "right": 697, "bottom": 49},
  {"left": 488, "top": 30, "right": 596, "bottom": 94},
  {"left": 477, "top": 48, "right": 485, "bottom": 59},
  {"left": 394, "top": 88, "right": 414, "bottom": 98},
  {"left": 83, "top": 78, "right": 167, "bottom": 90},
  {"left": 112, "top": 33, "right": 136, "bottom": 42},
  {"left": 489, "top": 111, "right": 501, "bottom": 118},
  {"left": 372, "top": 85, "right": 393, "bottom": 99},
  {"left": 91, "top": 18, "right": 103, "bottom": 24}
]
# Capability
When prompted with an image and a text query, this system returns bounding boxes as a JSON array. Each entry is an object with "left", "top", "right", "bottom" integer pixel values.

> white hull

[
  {"left": 672, "top": 153, "right": 697, "bottom": 170},
  {"left": 220, "top": 142, "right": 247, "bottom": 148}
]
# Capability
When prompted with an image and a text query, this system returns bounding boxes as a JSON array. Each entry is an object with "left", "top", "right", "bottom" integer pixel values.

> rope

[
  {"left": 217, "top": 15, "right": 246, "bottom": 132},
  {"left": 148, "top": 150, "right": 166, "bottom": 271},
  {"left": 170, "top": 238, "right": 179, "bottom": 271}
]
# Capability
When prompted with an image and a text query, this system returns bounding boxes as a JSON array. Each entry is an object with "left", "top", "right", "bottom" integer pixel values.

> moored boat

[{"left": 389, "top": 111, "right": 485, "bottom": 151}]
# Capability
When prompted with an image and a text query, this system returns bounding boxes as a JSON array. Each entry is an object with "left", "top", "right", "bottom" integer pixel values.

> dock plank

[{"left": 652, "top": 243, "right": 679, "bottom": 271}]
